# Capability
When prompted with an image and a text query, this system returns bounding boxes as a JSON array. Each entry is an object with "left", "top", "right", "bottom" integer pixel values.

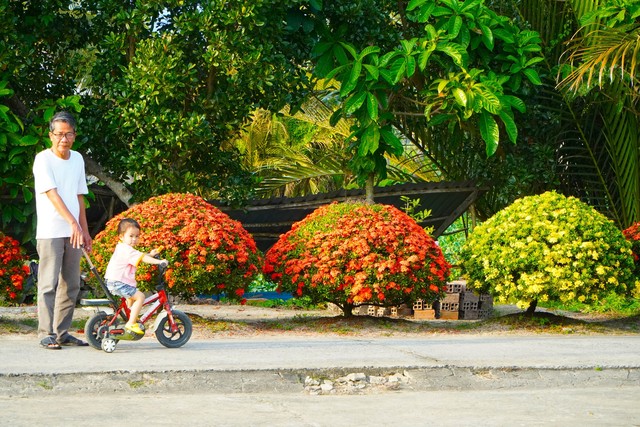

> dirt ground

[{"left": 1, "top": 300, "right": 638, "bottom": 339}]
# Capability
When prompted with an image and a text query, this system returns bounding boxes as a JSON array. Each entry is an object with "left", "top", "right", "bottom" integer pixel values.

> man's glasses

[{"left": 50, "top": 132, "right": 76, "bottom": 140}]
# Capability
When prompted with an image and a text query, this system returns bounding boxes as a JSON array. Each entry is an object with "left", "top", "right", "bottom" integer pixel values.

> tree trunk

[
  {"left": 83, "top": 155, "right": 133, "bottom": 207},
  {"left": 342, "top": 303, "right": 355, "bottom": 317},
  {"left": 525, "top": 299, "right": 538, "bottom": 315},
  {"left": 365, "top": 174, "right": 375, "bottom": 204}
]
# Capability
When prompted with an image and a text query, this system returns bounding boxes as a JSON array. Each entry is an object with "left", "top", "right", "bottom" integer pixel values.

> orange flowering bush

[
  {"left": 90, "top": 193, "right": 261, "bottom": 301},
  {"left": 263, "top": 202, "right": 451, "bottom": 316},
  {"left": 0, "top": 231, "right": 29, "bottom": 306}
]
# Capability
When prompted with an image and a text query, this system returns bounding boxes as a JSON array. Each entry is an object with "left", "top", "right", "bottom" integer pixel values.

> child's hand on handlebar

[{"left": 149, "top": 246, "right": 164, "bottom": 257}]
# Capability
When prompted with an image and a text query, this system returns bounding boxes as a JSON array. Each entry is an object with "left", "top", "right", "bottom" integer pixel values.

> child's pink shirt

[{"left": 104, "top": 242, "right": 145, "bottom": 287}]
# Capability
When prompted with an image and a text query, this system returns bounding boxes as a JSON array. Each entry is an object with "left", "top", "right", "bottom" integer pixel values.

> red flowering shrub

[
  {"left": 0, "top": 232, "right": 29, "bottom": 306},
  {"left": 623, "top": 222, "right": 640, "bottom": 277},
  {"left": 263, "top": 202, "right": 451, "bottom": 316},
  {"left": 90, "top": 193, "right": 262, "bottom": 301}
]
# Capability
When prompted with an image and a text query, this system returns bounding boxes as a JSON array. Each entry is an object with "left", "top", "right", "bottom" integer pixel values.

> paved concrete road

[
  {"left": 1, "top": 334, "right": 640, "bottom": 426},
  {"left": 1, "top": 386, "right": 639, "bottom": 426},
  {"left": 2, "top": 334, "right": 640, "bottom": 376}
]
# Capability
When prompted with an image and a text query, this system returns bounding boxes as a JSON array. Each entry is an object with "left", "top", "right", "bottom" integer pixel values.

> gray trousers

[{"left": 36, "top": 238, "right": 81, "bottom": 341}]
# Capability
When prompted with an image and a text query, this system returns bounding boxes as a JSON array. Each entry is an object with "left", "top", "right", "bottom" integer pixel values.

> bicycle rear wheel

[{"left": 85, "top": 311, "right": 111, "bottom": 350}]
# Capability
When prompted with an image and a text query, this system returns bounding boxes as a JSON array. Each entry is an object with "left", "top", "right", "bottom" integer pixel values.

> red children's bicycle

[{"left": 80, "top": 248, "right": 192, "bottom": 353}]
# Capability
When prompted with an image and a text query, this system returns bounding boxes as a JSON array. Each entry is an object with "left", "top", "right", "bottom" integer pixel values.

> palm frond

[{"left": 559, "top": 25, "right": 640, "bottom": 93}]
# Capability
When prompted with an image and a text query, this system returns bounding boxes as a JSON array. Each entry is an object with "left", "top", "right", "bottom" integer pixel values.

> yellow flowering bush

[
  {"left": 460, "top": 191, "right": 635, "bottom": 312},
  {"left": 90, "top": 193, "right": 262, "bottom": 301}
]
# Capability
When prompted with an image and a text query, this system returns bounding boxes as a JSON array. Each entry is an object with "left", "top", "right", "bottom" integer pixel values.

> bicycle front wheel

[{"left": 154, "top": 310, "right": 192, "bottom": 348}]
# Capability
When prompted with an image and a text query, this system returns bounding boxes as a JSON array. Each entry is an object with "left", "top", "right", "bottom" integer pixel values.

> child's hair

[{"left": 117, "top": 218, "right": 141, "bottom": 236}]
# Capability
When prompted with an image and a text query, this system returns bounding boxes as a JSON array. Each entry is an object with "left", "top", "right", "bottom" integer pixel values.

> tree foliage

[
  {"left": 3, "top": 0, "right": 638, "bottom": 250},
  {"left": 306, "top": 0, "right": 543, "bottom": 194},
  {"left": 77, "top": 0, "right": 314, "bottom": 204},
  {"left": 1, "top": 0, "right": 315, "bottom": 243}
]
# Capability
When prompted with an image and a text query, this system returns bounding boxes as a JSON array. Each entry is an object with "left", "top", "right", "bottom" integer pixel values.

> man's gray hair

[{"left": 49, "top": 111, "right": 77, "bottom": 132}]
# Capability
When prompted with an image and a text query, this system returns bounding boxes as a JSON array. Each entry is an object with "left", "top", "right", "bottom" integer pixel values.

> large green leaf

[
  {"left": 479, "top": 112, "right": 499, "bottom": 156},
  {"left": 358, "top": 125, "right": 380, "bottom": 156},
  {"left": 344, "top": 91, "right": 366, "bottom": 115},
  {"left": 498, "top": 110, "right": 518, "bottom": 144},
  {"left": 341, "top": 60, "right": 362, "bottom": 97}
]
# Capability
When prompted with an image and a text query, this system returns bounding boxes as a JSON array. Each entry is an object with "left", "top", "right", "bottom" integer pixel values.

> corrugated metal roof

[{"left": 210, "top": 181, "right": 485, "bottom": 252}]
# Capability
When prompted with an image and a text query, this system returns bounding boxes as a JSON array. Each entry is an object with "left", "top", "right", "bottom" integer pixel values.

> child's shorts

[{"left": 106, "top": 280, "right": 138, "bottom": 298}]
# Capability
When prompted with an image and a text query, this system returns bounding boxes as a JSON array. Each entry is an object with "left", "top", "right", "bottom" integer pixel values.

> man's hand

[
  {"left": 83, "top": 232, "right": 93, "bottom": 252},
  {"left": 70, "top": 222, "right": 84, "bottom": 249}
]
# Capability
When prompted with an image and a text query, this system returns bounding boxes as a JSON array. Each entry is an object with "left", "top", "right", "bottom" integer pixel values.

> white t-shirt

[
  {"left": 33, "top": 149, "right": 89, "bottom": 239},
  {"left": 104, "top": 242, "right": 145, "bottom": 287}
]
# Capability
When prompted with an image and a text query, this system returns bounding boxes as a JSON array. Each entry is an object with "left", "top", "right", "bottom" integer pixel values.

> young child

[{"left": 104, "top": 218, "right": 168, "bottom": 335}]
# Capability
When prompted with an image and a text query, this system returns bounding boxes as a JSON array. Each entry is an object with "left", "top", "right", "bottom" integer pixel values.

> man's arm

[
  {"left": 77, "top": 194, "right": 92, "bottom": 251},
  {"left": 44, "top": 189, "right": 87, "bottom": 249}
]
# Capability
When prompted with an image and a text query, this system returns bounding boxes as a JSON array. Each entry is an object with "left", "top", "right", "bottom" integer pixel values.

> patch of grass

[
  {"left": 193, "top": 317, "right": 236, "bottom": 333},
  {"left": 71, "top": 318, "right": 86, "bottom": 330},
  {"left": 0, "top": 316, "right": 87, "bottom": 335},
  {"left": 128, "top": 380, "right": 146, "bottom": 389},
  {"left": 188, "top": 309, "right": 640, "bottom": 337},
  {"left": 445, "top": 321, "right": 484, "bottom": 331},
  {"left": 38, "top": 379, "right": 53, "bottom": 390},
  {"left": 0, "top": 318, "right": 37, "bottom": 334},
  {"left": 484, "top": 312, "right": 609, "bottom": 334},
  {"left": 539, "top": 292, "right": 640, "bottom": 316},
  {"left": 245, "top": 297, "right": 325, "bottom": 310}
]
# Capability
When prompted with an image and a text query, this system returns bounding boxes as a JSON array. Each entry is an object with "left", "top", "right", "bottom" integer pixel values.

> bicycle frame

[{"left": 105, "top": 278, "right": 181, "bottom": 335}]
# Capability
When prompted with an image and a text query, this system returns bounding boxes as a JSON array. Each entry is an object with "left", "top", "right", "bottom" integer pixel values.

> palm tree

[
  {"left": 232, "top": 94, "right": 355, "bottom": 198},
  {"left": 234, "top": 91, "right": 449, "bottom": 199},
  {"left": 516, "top": 0, "right": 640, "bottom": 228}
]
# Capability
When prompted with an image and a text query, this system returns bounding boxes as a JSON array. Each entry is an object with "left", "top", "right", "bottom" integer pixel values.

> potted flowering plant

[
  {"left": 0, "top": 232, "right": 29, "bottom": 306},
  {"left": 263, "top": 202, "right": 450, "bottom": 316},
  {"left": 460, "top": 191, "right": 636, "bottom": 313},
  {"left": 90, "top": 193, "right": 262, "bottom": 301}
]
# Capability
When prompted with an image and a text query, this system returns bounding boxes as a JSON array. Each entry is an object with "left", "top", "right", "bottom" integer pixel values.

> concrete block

[
  {"left": 440, "top": 301, "right": 459, "bottom": 312},
  {"left": 460, "top": 310, "right": 479, "bottom": 320},
  {"left": 439, "top": 310, "right": 459, "bottom": 320},
  {"left": 413, "top": 309, "right": 436, "bottom": 319},
  {"left": 445, "top": 280, "right": 466, "bottom": 294}
]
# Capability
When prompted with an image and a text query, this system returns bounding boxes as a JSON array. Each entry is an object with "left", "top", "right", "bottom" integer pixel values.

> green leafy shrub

[
  {"left": 263, "top": 202, "right": 451, "bottom": 316},
  {"left": 0, "top": 231, "right": 29, "bottom": 306},
  {"left": 460, "top": 191, "right": 635, "bottom": 312},
  {"left": 90, "top": 193, "right": 262, "bottom": 301}
]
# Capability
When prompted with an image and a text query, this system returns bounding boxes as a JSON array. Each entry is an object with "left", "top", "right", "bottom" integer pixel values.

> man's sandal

[
  {"left": 58, "top": 335, "right": 89, "bottom": 346},
  {"left": 40, "top": 336, "right": 62, "bottom": 350}
]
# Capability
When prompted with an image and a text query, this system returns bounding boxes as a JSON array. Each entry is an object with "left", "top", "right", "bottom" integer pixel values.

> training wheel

[{"left": 101, "top": 338, "right": 117, "bottom": 353}]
